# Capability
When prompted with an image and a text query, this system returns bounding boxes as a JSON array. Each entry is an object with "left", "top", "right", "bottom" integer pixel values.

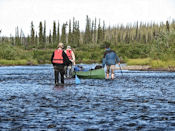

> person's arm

[
  {"left": 102, "top": 51, "right": 107, "bottom": 68},
  {"left": 51, "top": 52, "right": 54, "bottom": 64},
  {"left": 71, "top": 51, "right": 76, "bottom": 65},
  {"left": 102, "top": 57, "right": 106, "bottom": 68},
  {"left": 62, "top": 51, "right": 72, "bottom": 66}
]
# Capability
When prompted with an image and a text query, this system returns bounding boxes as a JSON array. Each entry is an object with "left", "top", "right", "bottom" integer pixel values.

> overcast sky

[{"left": 0, "top": 0, "right": 175, "bottom": 36}]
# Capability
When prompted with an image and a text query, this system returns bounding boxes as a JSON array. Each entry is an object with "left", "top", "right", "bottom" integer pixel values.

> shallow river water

[{"left": 0, "top": 64, "right": 175, "bottom": 130}]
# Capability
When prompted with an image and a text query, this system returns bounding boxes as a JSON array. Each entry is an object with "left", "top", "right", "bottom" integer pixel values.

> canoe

[{"left": 73, "top": 68, "right": 105, "bottom": 79}]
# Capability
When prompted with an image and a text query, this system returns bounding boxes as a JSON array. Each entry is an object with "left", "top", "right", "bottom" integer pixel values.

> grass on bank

[
  {"left": 126, "top": 58, "right": 151, "bottom": 66},
  {"left": 0, "top": 59, "right": 38, "bottom": 66},
  {"left": 126, "top": 58, "right": 175, "bottom": 68},
  {"left": 150, "top": 60, "right": 175, "bottom": 68}
]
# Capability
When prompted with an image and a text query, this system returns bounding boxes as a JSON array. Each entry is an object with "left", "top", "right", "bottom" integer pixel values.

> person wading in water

[
  {"left": 51, "top": 42, "right": 72, "bottom": 86},
  {"left": 102, "top": 42, "right": 120, "bottom": 79},
  {"left": 65, "top": 45, "right": 76, "bottom": 78}
]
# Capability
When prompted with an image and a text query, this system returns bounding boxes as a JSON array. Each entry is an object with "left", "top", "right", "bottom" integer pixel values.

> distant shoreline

[
  {"left": 115, "top": 65, "right": 175, "bottom": 72},
  {"left": 0, "top": 63, "right": 175, "bottom": 72}
]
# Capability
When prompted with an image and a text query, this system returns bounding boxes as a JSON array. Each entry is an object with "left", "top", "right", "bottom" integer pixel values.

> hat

[
  {"left": 67, "top": 46, "right": 71, "bottom": 49},
  {"left": 58, "top": 42, "right": 64, "bottom": 48}
]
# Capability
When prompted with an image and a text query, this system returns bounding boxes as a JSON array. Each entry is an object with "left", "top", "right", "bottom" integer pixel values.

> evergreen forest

[{"left": 0, "top": 16, "right": 175, "bottom": 68}]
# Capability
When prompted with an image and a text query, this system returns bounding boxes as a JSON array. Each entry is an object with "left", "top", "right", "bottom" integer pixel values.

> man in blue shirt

[{"left": 102, "top": 42, "right": 120, "bottom": 79}]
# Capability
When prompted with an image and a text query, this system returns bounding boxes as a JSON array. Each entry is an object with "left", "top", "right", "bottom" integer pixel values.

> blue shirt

[{"left": 102, "top": 48, "right": 120, "bottom": 67}]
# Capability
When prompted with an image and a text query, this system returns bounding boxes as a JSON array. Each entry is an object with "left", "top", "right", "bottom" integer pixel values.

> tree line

[{"left": 1, "top": 15, "right": 175, "bottom": 49}]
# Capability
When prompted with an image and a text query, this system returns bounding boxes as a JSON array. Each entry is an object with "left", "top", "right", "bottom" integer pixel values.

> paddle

[
  {"left": 75, "top": 71, "right": 80, "bottom": 84},
  {"left": 119, "top": 64, "right": 123, "bottom": 76}
]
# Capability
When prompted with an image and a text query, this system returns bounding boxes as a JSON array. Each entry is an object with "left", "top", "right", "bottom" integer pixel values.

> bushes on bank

[{"left": 33, "top": 49, "right": 53, "bottom": 64}]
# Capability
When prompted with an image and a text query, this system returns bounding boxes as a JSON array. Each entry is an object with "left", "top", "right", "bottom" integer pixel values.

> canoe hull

[{"left": 73, "top": 68, "right": 105, "bottom": 79}]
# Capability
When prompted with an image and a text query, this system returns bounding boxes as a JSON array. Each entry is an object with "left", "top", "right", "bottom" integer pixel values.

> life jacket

[
  {"left": 52, "top": 49, "right": 63, "bottom": 64},
  {"left": 66, "top": 49, "right": 72, "bottom": 60}
]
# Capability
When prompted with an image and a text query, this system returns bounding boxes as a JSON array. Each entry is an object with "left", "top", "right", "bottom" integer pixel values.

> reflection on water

[{"left": 0, "top": 64, "right": 175, "bottom": 130}]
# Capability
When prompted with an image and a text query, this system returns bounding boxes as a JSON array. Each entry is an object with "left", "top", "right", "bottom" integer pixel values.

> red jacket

[
  {"left": 66, "top": 49, "right": 73, "bottom": 60},
  {"left": 52, "top": 49, "right": 63, "bottom": 64}
]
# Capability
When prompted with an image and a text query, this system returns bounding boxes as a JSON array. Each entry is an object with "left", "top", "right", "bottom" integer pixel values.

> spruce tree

[
  {"left": 102, "top": 21, "right": 105, "bottom": 41},
  {"left": 20, "top": 29, "right": 25, "bottom": 46},
  {"left": 72, "top": 18, "right": 75, "bottom": 45},
  {"left": 61, "top": 23, "right": 67, "bottom": 44},
  {"left": 15, "top": 26, "right": 20, "bottom": 45},
  {"left": 73, "top": 20, "right": 80, "bottom": 46},
  {"left": 35, "top": 32, "right": 38, "bottom": 46},
  {"left": 84, "top": 15, "right": 91, "bottom": 44},
  {"left": 93, "top": 18, "right": 97, "bottom": 43},
  {"left": 135, "top": 21, "right": 139, "bottom": 41},
  {"left": 39, "top": 21, "right": 43, "bottom": 46},
  {"left": 56, "top": 21, "right": 60, "bottom": 43},
  {"left": 49, "top": 30, "right": 52, "bottom": 44},
  {"left": 91, "top": 21, "right": 94, "bottom": 43},
  {"left": 53, "top": 21, "right": 56, "bottom": 44},
  {"left": 68, "top": 19, "right": 72, "bottom": 44},
  {"left": 166, "top": 20, "right": 170, "bottom": 32},
  {"left": 43, "top": 21, "right": 46, "bottom": 44},
  {"left": 76, "top": 21, "right": 80, "bottom": 46},
  {"left": 97, "top": 19, "right": 103, "bottom": 43},
  {"left": 117, "top": 32, "right": 121, "bottom": 43},
  {"left": 30, "top": 21, "right": 35, "bottom": 45}
]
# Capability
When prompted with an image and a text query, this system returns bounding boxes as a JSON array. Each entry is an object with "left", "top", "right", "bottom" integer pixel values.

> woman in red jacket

[{"left": 51, "top": 43, "right": 71, "bottom": 86}]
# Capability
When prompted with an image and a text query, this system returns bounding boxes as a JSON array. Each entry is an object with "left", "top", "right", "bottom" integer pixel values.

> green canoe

[{"left": 73, "top": 68, "right": 105, "bottom": 79}]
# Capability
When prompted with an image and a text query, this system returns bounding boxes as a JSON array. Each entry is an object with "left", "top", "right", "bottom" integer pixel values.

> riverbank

[
  {"left": 123, "top": 58, "right": 175, "bottom": 72},
  {"left": 115, "top": 65, "right": 175, "bottom": 72},
  {"left": 0, "top": 41, "right": 174, "bottom": 71},
  {"left": 1, "top": 60, "right": 175, "bottom": 72}
]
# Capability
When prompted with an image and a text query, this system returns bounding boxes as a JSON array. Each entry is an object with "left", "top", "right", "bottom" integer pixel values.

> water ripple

[{"left": 0, "top": 64, "right": 175, "bottom": 130}]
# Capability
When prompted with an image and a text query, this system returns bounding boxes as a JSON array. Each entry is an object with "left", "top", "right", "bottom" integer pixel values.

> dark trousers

[{"left": 54, "top": 65, "right": 65, "bottom": 84}]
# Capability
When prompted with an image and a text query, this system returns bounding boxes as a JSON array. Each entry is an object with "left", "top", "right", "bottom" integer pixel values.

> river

[{"left": 0, "top": 64, "right": 175, "bottom": 130}]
